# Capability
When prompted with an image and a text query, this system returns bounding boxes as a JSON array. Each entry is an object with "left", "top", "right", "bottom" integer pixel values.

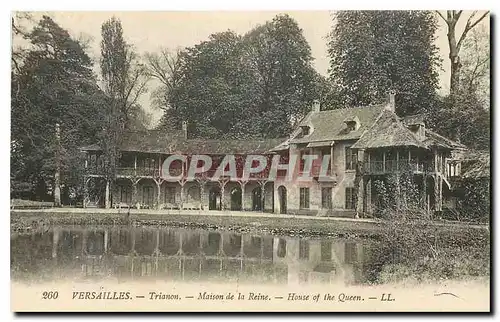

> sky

[{"left": 14, "top": 11, "right": 490, "bottom": 125}]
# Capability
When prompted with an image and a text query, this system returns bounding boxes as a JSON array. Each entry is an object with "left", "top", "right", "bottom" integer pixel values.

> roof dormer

[
  {"left": 300, "top": 125, "right": 311, "bottom": 136},
  {"left": 343, "top": 116, "right": 360, "bottom": 132},
  {"left": 403, "top": 114, "right": 426, "bottom": 141}
]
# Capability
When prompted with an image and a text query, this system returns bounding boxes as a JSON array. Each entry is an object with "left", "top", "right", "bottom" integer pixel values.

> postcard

[{"left": 10, "top": 10, "right": 490, "bottom": 312}]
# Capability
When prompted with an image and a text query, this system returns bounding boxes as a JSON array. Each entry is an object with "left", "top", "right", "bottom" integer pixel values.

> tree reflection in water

[{"left": 11, "top": 226, "right": 366, "bottom": 285}]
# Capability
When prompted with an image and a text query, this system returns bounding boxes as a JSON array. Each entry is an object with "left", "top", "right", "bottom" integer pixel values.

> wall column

[
  {"left": 105, "top": 180, "right": 111, "bottom": 209},
  {"left": 240, "top": 181, "right": 247, "bottom": 211},
  {"left": 155, "top": 180, "right": 162, "bottom": 210},
  {"left": 179, "top": 180, "right": 186, "bottom": 210},
  {"left": 197, "top": 180, "right": 207, "bottom": 210},
  {"left": 132, "top": 180, "right": 139, "bottom": 209},
  {"left": 260, "top": 181, "right": 267, "bottom": 212}
]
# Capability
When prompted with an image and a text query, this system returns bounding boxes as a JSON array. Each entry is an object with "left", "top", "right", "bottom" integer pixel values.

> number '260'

[{"left": 42, "top": 291, "right": 58, "bottom": 299}]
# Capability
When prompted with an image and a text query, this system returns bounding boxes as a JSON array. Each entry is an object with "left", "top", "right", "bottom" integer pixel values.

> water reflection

[{"left": 11, "top": 226, "right": 365, "bottom": 285}]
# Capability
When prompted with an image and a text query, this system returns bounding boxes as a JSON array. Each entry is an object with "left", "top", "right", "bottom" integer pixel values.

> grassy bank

[
  {"left": 11, "top": 210, "right": 384, "bottom": 239},
  {"left": 11, "top": 209, "right": 487, "bottom": 239}
]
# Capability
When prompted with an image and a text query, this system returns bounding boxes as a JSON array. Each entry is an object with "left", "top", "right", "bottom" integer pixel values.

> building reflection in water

[{"left": 11, "top": 226, "right": 365, "bottom": 285}]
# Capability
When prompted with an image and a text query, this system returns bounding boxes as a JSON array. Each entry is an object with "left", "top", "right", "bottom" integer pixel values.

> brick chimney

[
  {"left": 312, "top": 99, "right": 320, "bottom": 112},
  {"left": 386, "top": 91, "right": 396, "bottom": 112},
  {"left": 182, "top": 121, "right": 188, "bottom": 139}
]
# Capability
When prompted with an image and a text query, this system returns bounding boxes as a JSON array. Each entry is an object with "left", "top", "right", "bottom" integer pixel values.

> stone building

[
  {"left": 81, "top": 93, "right": 466, "bottom": 217},
  {"left": 269, "top": 94, "right": 466, "bottom": 217}
]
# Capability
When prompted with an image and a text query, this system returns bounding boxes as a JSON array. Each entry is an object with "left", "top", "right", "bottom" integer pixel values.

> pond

[{"left": 11, "top": 225, "right": 375, "bottom": 285}]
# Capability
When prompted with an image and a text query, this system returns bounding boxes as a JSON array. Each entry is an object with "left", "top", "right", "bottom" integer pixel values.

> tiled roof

[
  {"left": 423, "top": 129, "right": 467, "bottom": 150},
  {"left": 459, "top": 150, "right": 490, "bottom": 179},
  {"left": 351, "top": 110, "right": 426, "bottom": 149},
  {"left": 290, "top": 104, "right": 387, "bottom": 144},
  {"left": 80, "top": 130, "right": 282, "bottom": 155}
]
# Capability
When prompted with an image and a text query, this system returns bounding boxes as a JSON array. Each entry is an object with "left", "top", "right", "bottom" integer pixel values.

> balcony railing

[
  {"left": 116, "top": 167, "right": 161, "bottom": 177},
  {"left": 365, "top": 160, "right": 434, "bottom": 175}
]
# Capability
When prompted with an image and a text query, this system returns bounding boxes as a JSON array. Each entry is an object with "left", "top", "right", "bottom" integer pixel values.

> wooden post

[
  {"left": 134, "top": 155, "right": 137, "bottom": 176},
  {"left": 105, "top": 180, "right": 111, "bottom": 209},
  {"left": 220, "top": 180, "right": 226, "bottom": 211},
  {"left": 330, "top": 144, "right": 334, "bottom": 175},
  {"left": 198, "top": 180, "right": 207, "bottom": 210},
  {"left": 158, "top": 154, "right": 161, "bottom": 177},
  {"left": 180, "top": 181, "right": 185, "bottom": 210},
  {"left": 260, "top": 181, "right": 266, "bottom": 212},
  {"left": 396, "top": 150, "right": 399, "bottom": 172},
  {"left": 156, "top": 180, "right": 161, "bottom": 210},
  {"left": 382, "top": 150, "right": 386, "bottom": 173},
  {"left": 408, "top": 149, "right": 412, "bottom": 171},
  {"left": 240, "top": 181, "right": 247, "bottom": 211},
  {"left": 422, "top": 176, "right": 427, "bottom": 211},
  {"left": 362, "top": 179, "right": 367, "bottom": 217},
  {"left": 132, "top": 181, "right": 139, "bottom": 208}
]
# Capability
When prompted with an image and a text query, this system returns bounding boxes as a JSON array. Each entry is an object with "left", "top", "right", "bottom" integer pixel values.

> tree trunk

[
  {"left": 447, "top": 25, "right": 461, "bottom": 96},
  {"left": 54, "top": 123, "right": 61, "bottom": 207}
]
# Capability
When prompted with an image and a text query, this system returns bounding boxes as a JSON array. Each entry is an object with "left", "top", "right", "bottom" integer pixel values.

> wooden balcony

[
  {"left": 116, "top": 167, "right": 160, "bottom": 177},
  {"left": 364, "top": 160, "right": 434, "bottom": 175}
]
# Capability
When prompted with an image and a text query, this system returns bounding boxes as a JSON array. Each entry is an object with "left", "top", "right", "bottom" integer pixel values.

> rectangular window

[
  {"left": 164, "top": 187, "right": 176, "bottom": 204},
  {"left": 142, "top": 186, "right": 154, "bottom": 205},
  {"left": 321, "top": 187, "right": 332, "bottom": 209},
  {"left": 299, "top": 187, "right": 310, "bottom": 209},
  {"left": 345, "top": 147, "right": 357, "bottom": 171},
  {"left": 119, "top": 185, "right": 132, "bottom": 204},
  {"left": 345, "top": 187, "right": 356, "bottom": 209}
]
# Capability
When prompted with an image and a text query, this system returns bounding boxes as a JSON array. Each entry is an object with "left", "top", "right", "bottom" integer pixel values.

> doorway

[
  {"left": 252, "top": 187, "right": 263, "bottom": 211},
  {"left": 278, "top": 186, "right": 287, "bottom": 214},
  {"left": 209, "top": 187, "right": 221, "bottom": 210},
  {"left": 230, "top": 187, "right": 242, "bottom": 210}
]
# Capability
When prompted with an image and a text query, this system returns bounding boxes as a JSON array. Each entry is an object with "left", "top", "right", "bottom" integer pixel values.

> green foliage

[
  {"left": 363, "top": 213, "right": 490, "bottom": 284},
  {"left": 328, "top": 10, "right": 442, "bottom": 116},
  {"left": 371, "top": 168, "right": 427, "bottom": 219},
  {"left": 454, "top": 178, "right": 490, "bottom": 223},
  {"left": 427, "top": 94, "right": 490, "bottom": 150},
  {"left": 11, "top": 15, "right": 106, "bottom": 200},
  {"left": 165, "top": 14, "right": 321, "bottom": 139},
  {"left": 99, "top": 17, "right": 150, "bottom": 182},
  {"left": 425, "top": 28, "right": 490, "bottom": 150}
]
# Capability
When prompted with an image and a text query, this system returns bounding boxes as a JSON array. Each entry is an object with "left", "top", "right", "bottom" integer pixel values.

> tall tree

[
  {"left": 435, "top": 10, "right": 489, "bottom": 96},
  {"left": 165, "top": 14, "right": 319, "bottom": 139},
  {"left": 457, "top": 25, "right": 490, "bottom": 109},
  {"left": 11, "top": 15, "right": 105, "bottom": 201},
  {"left": 427, "top": 24, "right": 490, "bottom": 149},
  {"left": 145, "top": 48, "right": 182, "bottom": 111},
  {"left": 99, "top": 17, "right": 149, "bottom": 205},
  {"left": 100, "top": 17, "right": 149, "bottom": 129},
  {"left": 238, "top": 14, "right": 318, "bottom": 137},
  {"left": 168, "top": 30, "right": 250, "bottom": 138},
  {"left": 328, "top": 10, "right": 441, "bottom": 116}
]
